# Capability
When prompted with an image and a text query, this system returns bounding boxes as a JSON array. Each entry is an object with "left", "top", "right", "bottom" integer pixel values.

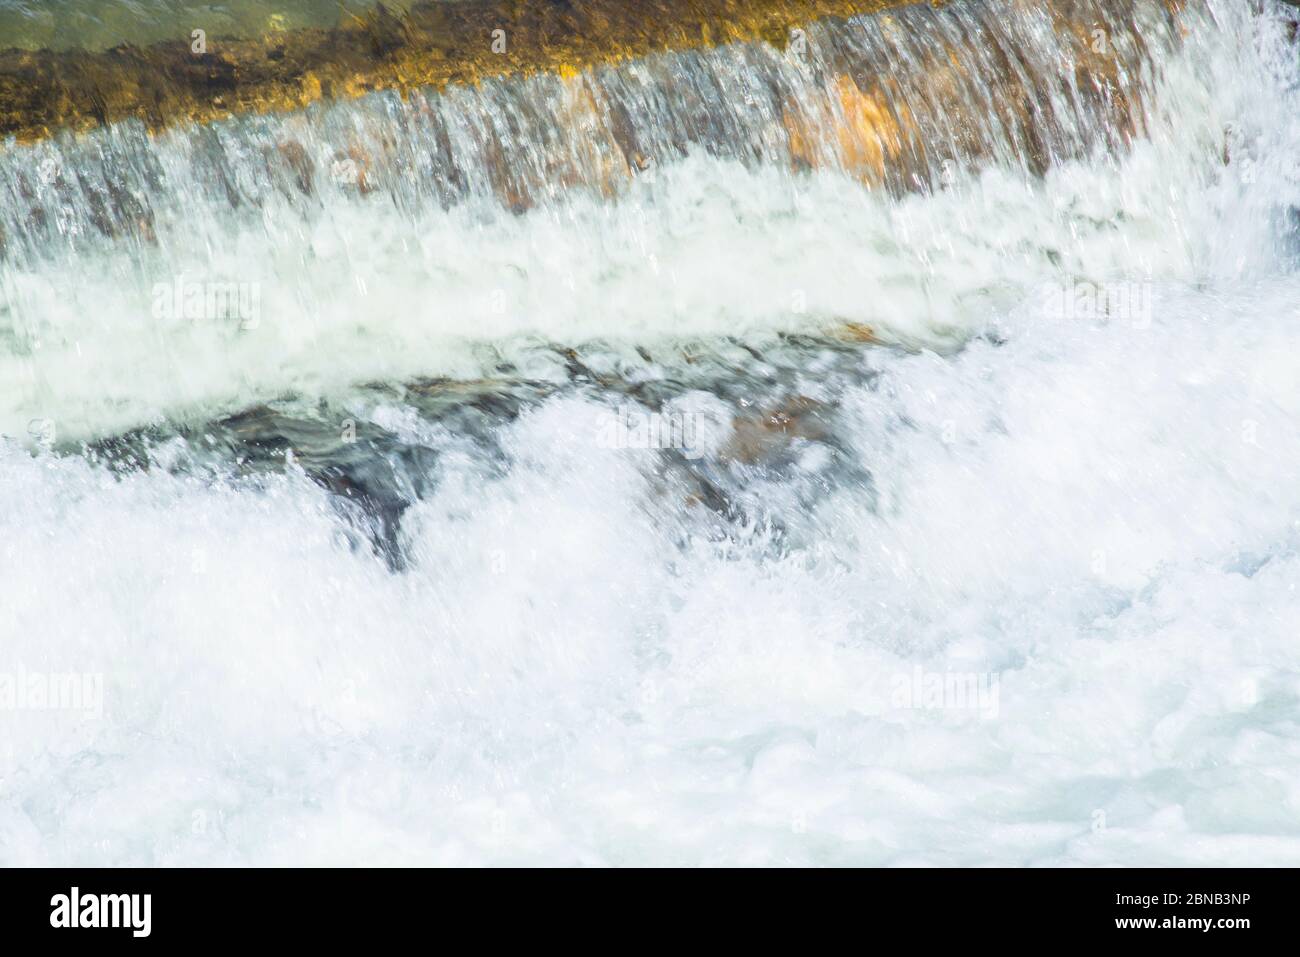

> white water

[
  {"left": 0, "top": 0, "right": 1190, "bottom": 441},
  {"left": 1, "top": 0, "right": 1298, "bottom": 865}
]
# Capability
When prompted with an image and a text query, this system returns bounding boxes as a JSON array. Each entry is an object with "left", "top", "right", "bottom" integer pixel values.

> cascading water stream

[
  {"left": 0, "top": 0, "right": 1297, "bottom": 866},
  {"left": 1, "top": 0, "right": 1284, "bottom": 445}
]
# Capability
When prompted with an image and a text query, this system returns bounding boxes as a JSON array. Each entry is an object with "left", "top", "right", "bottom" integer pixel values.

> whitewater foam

[{"left": 0, "top": 0, "right": 1298, "bottom": 865}]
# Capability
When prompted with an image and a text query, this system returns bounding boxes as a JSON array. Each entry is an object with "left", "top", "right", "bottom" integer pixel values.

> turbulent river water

[{"left": 1, "top": 0, "right": 1299, "bottom": 865}]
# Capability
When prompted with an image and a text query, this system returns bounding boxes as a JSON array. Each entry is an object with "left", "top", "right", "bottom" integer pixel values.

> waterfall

[{"left": 1, "top": 0, "right": 1298, "bottom": 867}]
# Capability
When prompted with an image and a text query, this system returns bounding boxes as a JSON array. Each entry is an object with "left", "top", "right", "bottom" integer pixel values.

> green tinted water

[{"left": 0, "top": 0, "right": 415, "bottom": 51}]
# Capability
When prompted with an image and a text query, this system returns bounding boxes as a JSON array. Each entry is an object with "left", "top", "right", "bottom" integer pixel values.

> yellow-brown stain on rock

[
  {"left": 722, "top": 396, "right": 829, "bottom": 465},
  {"left": 0, "top": 0, "right": 931, "bottom": 143},
  {"left": 783, "top": 74, "right": 911, "bottom": 186},
  {"left": 835, "top": 321, "right": 882, "bottom": 343}
]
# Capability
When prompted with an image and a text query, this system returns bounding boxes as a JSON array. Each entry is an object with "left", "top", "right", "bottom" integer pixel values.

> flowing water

[{"left": 1, "top": 0, "right": 1299, "bottom": 865}]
